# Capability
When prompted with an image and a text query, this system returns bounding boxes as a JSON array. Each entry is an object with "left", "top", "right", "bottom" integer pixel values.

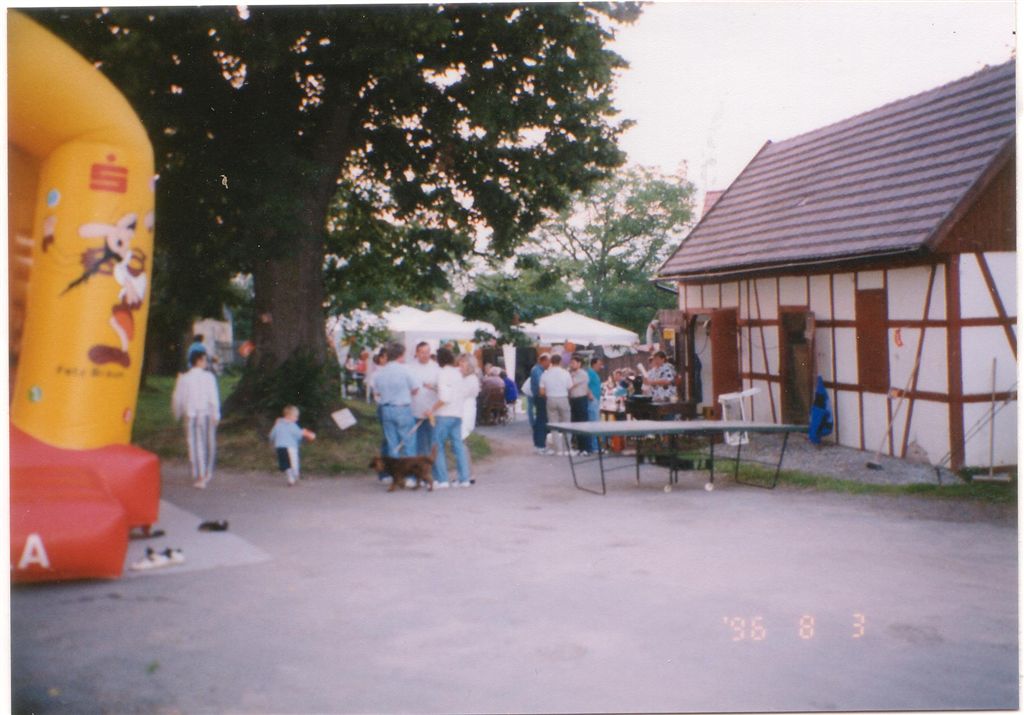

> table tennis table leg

[
  {"left": 569, "top": 433, "right": 607, "bottom": 496},
  {"left": 770, "top": 430, "right": 790, "bottom": 488},
  {"left": 707, "top": 436, "right": 715, "bottom": 490},
  {"left": 734, "top": 429, "right": 790, "bottom": 489}
]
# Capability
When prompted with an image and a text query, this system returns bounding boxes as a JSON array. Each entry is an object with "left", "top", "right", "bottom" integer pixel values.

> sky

[{"left": 609, "top": 1, "right": 1016, "bottom": 207}]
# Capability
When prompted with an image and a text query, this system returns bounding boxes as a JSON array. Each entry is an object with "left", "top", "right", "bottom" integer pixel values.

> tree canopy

[
  {"left": 462, "top": 165, "right": 695, "bottom": 339},
  {"left": 29, "top": 4, "right": 642, "bottom": 420}
]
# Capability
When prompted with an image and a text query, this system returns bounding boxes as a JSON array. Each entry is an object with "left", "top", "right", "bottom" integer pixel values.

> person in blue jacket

[{"left": 269, "top": 405, "right": 315, "bottom": 486}]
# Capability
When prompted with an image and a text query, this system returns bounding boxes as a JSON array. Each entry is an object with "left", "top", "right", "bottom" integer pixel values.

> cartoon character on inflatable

[{"left": 9, "top": 11, "right": 162, "bottom": 582}]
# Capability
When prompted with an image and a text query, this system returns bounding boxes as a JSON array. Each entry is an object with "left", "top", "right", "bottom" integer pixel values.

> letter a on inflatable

[{"left": 9, "top": 11, "right": 162, "bottom": 582}]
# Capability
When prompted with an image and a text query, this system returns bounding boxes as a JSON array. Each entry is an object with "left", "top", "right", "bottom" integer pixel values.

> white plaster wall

[
  {"left": 900, "top": 400, "right": 950, "bottom": 466},
  {"left": 887, "top": 266, "right": 937, "bottom": 321},
  {"left": 960, "top": 326, "right": 1017, "bottom": 396},
  {"left": 833, "top": 273, "right": 856, "bottom": 320},
  {"left": 886, "top": 327, "right": 948, "bottom": 395},
  {"left": 814, "top": 327, "right": 834, "bottom": 382},
  {"left": 748, "top": 325, "right": 779, "bottom": 375},
  {"left": 721, "top": 282, "right": 739, "bottom": 309},
  {"left": 959, "top": 254, "right": 996, "bottom": 319},
  {"left": 703, "top": 284, "right": 720, "bottom": 309},
  {"left": 857, "top": 270, "right": 885, "bottom": 290},
  {"left": 861, "top": 391, "right": 891, "bottom": 456},
  {"left": 769, "top": 381, "right": 781, "bottom": 423},
  {"left": 983, "top": 252, "right": 1017, "bottom": 317},
  {"left": 962, "top": 400, "right": 1018, "bottom": 467},
  {"left": 834, "top": 328, "right": 859, "bottom": 385},
  {"left": 809, "top": 275, "right": 832, "bottom": 320},
  {"left": 778, "top": 276, "right": 807, "bottom": 307},
  {"left": 685, "top": 284, "right": 702, "bottom": 311},
  {"left": 752, "top": 278, "right": 778, "bottom": 320},
  {"left": 835, "top": 389, "right": 861, "bottom": 449},
  {"left": 737, "top": 281, "right": 748, "bottom": 320},
  {"left": 927, "top": 268, "right": 946, "bottom": 320},
  {"left": 740, "top": 327, "right": 752, "bottom": 373},
  {"left": 749, "top": 378, "right": 773, "bottom": 422}
]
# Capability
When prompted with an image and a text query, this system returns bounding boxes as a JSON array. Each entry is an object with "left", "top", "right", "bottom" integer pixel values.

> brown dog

[{"left": 369, "top": 444, "right": 438, "bottom": 492}]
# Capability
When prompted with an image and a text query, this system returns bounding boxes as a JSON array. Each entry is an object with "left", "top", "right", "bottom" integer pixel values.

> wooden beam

[
  {"left": 900, "top": 263, "right": 938, "bottom": 458},
  {"left": 946, "top": 255, "right": 965, "bottom": 470},
  {"left": 974, "top": 252, "right": 1017, "bottom": 359}
]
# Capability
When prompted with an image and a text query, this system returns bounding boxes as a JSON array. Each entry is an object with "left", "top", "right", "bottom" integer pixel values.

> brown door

[
  {"left": 855, "top": 289, "right": 889, "bottom": 393},
  {"left": 780, "top": 310, "right": 814, "bottom": 425},
  {"left": 710, "top": 308, "right": 741, "bottom": 419}
]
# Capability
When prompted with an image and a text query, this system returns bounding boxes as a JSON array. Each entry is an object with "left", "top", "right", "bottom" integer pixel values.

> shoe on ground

[
  {"left": 534, "top": 447, "right": 548, "bottom": 455},
  {"left": 193, "top": 480, "right": 207, "bottom": 489},
  {"left": 379, "top": 475, "right": 394, "bottom": 485},
  {"left": 405, "top": 477, "right": 418, "bottom": 488},
  {"left": 131, "top": 547, "right": 171, "bottom": 571},
  {"left": 454, "top": 480, "right": 472, "bottom": 488},
  {"left": 162, "top": 548, "right": 186, "bottom": 565},
  {"left": 433, "top": 481, "right": 450, "bottom": 489}
]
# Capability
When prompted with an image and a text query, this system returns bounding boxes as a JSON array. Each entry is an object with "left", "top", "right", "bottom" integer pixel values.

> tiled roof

[{"left": 658, "top": 60, "right": 1015, "bottom": 280}]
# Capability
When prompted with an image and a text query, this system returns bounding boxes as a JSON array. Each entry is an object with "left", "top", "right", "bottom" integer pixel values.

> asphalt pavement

[{"left": 11, "top": 419, "right": 1018, "bottom": 714}]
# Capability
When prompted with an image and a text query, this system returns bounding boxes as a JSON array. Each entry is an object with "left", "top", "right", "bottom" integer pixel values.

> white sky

[{"left": 610, "top": 1, "right": 1016, "bottom": 204}]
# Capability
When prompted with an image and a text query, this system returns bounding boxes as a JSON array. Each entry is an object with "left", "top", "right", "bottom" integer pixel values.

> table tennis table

[{"left": 546, "top": 420, "right": 806, "bottom": 495}]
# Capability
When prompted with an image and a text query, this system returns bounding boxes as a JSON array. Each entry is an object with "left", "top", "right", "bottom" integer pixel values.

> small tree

[{"left": 524, "top": 165, "right": 695, "bottom": 335}]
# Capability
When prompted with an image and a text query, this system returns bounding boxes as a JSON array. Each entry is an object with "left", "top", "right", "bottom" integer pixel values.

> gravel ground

[
  {"left": 713, "top": 432, "right": 950, "bottom": 486},
  {"left": 488, "top": 416, "right": 953, "bottom": 486}
]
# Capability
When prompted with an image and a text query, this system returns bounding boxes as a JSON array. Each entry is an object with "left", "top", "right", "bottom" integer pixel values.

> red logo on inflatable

[{"left": 90, "top": 154, "right": 128, "bottom": 193}]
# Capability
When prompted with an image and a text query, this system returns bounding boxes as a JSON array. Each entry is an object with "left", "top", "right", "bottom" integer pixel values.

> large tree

[
  {"left": 531, "top": 165, "right": 695, "bottom": 333},
  {"left": 30, "top": 4, "right": 640, "bottom": 420},
  {"left": 463, "top": 166, "right": 695, "bottom": 338}
]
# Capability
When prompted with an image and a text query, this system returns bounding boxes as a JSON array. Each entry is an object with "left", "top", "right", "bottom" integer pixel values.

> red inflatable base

[
  {"left": 10, "top": 426, "right": 162, "bottom": 583},
  {"left": 11, "top": 426, "right": 160, "bottom": 528},
  {"left": 11, "top": 466, "right": 129, "bottom": 582}
]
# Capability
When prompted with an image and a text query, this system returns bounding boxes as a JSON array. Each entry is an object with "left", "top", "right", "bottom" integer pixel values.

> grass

[
  {"left": 133, "top": 374, "right": 491, "bottom": 476},
  {"left": 723, "top": 460, "right": 1017, "bottom": 505},
  {"left": 137, "top": 376, "right": 1011, "bottom": 503}
]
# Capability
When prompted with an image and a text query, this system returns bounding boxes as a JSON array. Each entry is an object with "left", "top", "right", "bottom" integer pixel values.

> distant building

[
  {"left": 656, "top": 61, "right": 1015, "bottom": 471},
  {"left": 700, "top": 190, "right": 724, "bottom": 218}
]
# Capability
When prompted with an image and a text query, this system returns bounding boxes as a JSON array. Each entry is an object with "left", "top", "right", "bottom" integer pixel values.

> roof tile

[{"left": 658, "top": 61, "right": 1015, "bottom": 279}]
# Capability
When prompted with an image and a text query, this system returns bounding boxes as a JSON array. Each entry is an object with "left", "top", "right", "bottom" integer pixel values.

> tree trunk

[
  {"left": 250, "top": 236, "right": 328, "bottom": 368},
  {"left": 224, "top": 228, "right": 331, "bottom": 418},
  {"left": 224, "top": 97, "right": 354, "bottom": 419}
]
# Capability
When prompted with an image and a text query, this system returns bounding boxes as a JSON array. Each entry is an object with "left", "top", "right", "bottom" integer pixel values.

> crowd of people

[
  {"left": 524, "top": 349, "right": 677, "bottom": 456},
  {"left": 367, "top": 340, "right": 482, "bottom": 489},
  {"left": 170, "top": 331, "right": 679, "bottom": 489}
]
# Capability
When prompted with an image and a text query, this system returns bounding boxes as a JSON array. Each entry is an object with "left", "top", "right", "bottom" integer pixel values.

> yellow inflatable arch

[
  {"left": 9, "top": 11, "right": 162, "bottom": 582},
  {"left": 9, "top": 10, "right": 155, "bottom": 449}
]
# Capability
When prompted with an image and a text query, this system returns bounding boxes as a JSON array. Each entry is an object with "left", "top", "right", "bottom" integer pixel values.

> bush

[{"left": 249, "top": 350, "right": 340, "bottom": 427}]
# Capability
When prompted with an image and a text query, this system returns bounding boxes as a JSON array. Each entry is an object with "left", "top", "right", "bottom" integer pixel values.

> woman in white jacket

[{"left": 424, "top": 347, "right": 472, "bottom": 488}]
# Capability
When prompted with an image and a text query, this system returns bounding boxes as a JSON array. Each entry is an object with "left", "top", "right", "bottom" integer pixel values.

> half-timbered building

[{"left": 656, "top": 61, "right": 1016, "bottom": 471}]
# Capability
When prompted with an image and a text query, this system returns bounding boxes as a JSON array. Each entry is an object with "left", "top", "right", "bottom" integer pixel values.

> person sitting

[{"left": 643, "top": 350, "right": 677, "bottom": 402}]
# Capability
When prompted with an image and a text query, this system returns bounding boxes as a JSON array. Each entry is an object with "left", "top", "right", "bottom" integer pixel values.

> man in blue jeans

[
  {"left": 530, "top": 353, "right": 551, "bottom": 454},
  {"left": 370, "top": 342, "right": 422, "bottom": 487}
]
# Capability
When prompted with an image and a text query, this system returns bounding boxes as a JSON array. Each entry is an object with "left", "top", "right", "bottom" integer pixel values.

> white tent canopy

[
  {"left": 519, "top": 309, "right": 639, "bottom": 346},
  {"left": 382, "top": 306, "right": 496, "bottom": 355}
]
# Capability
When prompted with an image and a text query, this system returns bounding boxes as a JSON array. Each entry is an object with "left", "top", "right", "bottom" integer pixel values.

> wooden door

[
  {"left": 710, "top": 308, "right": 741, "bottom": 418},
  {"left": 780, "top": 310, "right": 814, "bottom": 424}
]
